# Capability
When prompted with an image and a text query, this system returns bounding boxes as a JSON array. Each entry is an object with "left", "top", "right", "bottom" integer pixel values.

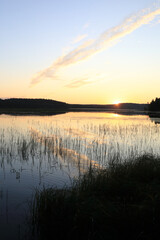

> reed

[{"left": 29, "top": 154, "right": 160, "bottom": 240}]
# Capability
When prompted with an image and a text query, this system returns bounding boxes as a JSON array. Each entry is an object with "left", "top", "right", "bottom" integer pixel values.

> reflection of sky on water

[{"left": 0, "top": 112, "right": 160, "bottom": 239}]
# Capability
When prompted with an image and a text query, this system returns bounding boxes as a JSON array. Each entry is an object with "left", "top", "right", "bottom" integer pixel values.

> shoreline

[{"left": 0, "top": 107, "right": 153, "bottom": 116}]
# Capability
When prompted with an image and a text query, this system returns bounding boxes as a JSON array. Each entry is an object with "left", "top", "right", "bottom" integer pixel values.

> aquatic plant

[{"left": 30, "top": 154, "right": 160, "bottom": 240}]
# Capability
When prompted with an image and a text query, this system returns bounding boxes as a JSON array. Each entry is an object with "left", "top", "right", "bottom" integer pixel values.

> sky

[{"left": 1, "top": 0, "right": 160, "bottom": 104}]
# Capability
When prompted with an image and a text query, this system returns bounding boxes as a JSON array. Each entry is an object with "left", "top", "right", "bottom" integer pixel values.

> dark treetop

[
  {"left": 149, "top": 98, "right": 160, "bottom": 111},
  {"left": 0, "top": 98, "right": 69, "bottom": 109}
]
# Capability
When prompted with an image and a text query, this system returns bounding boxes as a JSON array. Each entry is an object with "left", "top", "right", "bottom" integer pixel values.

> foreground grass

[{"left": 30, "top": 155, "right": 160, "bottom": 240}]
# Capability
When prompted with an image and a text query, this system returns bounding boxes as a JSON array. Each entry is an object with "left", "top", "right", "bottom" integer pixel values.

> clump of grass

[{"left": 30, "top": 154, "right": 160, "bottom": 240}]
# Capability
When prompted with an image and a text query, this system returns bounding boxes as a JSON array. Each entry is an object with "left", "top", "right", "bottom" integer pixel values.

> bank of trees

[
  {"left": 0, "top": 98, "right": 68, "bottom": 109},
  {"left": 149, "top": 98, "right": 160, "bottom": 111}
]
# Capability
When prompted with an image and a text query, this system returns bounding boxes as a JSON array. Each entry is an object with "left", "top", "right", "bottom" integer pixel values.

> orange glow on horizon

[{"left": 113, "top": 100, "right": 121, "bottom": 105}]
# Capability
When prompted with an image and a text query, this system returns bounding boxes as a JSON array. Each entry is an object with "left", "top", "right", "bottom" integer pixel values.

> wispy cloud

[
  {"left": 72, "top": 34, "right": 88, "bottom": 44},
  {"left": 65, "top": 78, "right": 95, "bottom": 88},
  {"left": 31, "top": 3, "right": 160, "bottom": 86},
  {"left": 65, "top": 73, "right": 107, "bottom": 88}
]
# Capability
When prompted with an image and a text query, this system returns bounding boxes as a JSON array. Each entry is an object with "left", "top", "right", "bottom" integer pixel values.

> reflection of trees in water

[
  {"left": 149, "top": 118, "right": 160, "bottom": 124},
  {"left": 0, "top": 111, "right": 67, "bottom": 116},
  {"left": 149, "top": 113, "right": 160, "bottom": 125}
]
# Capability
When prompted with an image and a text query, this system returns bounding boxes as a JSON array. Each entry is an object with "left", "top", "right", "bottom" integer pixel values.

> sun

[{"left": 113, "top": 100, "right": 121, "bottom": 105}]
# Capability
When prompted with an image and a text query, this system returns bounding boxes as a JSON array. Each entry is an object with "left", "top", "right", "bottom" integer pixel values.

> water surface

[{"left": 0, "top": 112, "right": 160, "bottom": 239}]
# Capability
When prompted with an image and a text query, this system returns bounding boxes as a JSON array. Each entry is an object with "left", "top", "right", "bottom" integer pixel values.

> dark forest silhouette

[
  {"left": 149, "top": 98, "right": 160, "bottom": 111},
  {"left": 0, "top": 98, "right": 154, "bottom": 115},
  {"left": 0, "top": 98, "right": 68, "bottom": 109}
]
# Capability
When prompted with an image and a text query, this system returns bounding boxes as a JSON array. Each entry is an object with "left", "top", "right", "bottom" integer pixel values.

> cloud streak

[
  {"left": 65, "top": 78, "right": 95, "bottom": 88},
  {"left": 65, "top": 73, "right": 107, "bottom": 88},
  {"left": 72, "top": 34, "right": 88, "bottom": 44},
  {"left": 31, "top": 4, "right": 160, "bottom": 86}
]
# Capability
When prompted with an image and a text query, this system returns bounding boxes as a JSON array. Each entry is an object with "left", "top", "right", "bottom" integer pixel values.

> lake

[{"left": 0, "top": 112, "right": 160, "bottom": 239}]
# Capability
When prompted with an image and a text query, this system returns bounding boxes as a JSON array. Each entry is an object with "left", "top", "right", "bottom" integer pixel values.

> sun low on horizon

[
  {"left": 1, "top": 0, "right": 160, "bottom": 104},
  {"left": 113, "top": 100, "right": 121, "bottom": 105},
  {"left": 1, "top": 2, "right": 160, "bottom": 238}
]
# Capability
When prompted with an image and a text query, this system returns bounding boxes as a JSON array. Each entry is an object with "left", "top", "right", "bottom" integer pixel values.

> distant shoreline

[{"left": 1, "top": 98, "right": 159, "bottom": 116}]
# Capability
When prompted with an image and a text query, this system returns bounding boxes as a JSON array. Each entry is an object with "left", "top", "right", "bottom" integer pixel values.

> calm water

[{"left": 0, "top": 112, "right": 160, "bottom": 239}]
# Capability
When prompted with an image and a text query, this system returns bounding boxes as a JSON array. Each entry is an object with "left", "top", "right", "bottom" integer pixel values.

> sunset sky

[{"left": 1, "top": 0, "right": 160, "bottom": 104}]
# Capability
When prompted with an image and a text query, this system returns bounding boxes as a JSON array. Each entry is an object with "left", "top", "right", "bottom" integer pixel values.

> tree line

[
  {"left": 0, "top": 98, "right": 68, "bottom": 109},
  {"left": 149, "top": 98, "right": 160, "bottom": 111}
]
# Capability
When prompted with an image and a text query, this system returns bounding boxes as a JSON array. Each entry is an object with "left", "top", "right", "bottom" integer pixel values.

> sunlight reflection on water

[{"left": 0, "top": 112, "right": 160, "bottom": 239}]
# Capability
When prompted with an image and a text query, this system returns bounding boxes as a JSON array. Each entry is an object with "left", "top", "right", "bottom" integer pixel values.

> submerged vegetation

[{"left": 30, "top": 154, "right": 160, "bottom": 240}]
